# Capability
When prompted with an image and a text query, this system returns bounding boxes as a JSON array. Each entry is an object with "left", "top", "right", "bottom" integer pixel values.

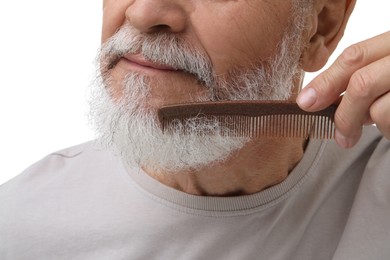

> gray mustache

[{"left": 99, "top": 24, "right": 215, "bottom": 87}]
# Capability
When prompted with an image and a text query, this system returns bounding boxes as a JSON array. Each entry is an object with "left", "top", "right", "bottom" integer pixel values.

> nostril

[{"left": 150, "top": 24, "right": 172, "bottom": 32}]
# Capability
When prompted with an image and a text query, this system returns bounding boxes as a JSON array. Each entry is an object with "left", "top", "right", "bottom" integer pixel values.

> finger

[
  {"left": 334, "top": 55, "right": 390, "bottom": 148},
  {"left": 370, "top": 91, "right": 390, "bottom": 140},
  {"left": 297, "top": 31, "right": 390, "bottom": 111}
]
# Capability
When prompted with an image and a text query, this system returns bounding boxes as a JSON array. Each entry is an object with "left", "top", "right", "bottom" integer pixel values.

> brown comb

[{"left": 158, "top": 101, "right": 337, "bottom": 139}]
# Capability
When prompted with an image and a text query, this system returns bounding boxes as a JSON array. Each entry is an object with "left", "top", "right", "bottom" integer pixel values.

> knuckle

[
  {"left": 348, "top": 69, "right": 376, "bottom": 99},
  {"left": 340, "top": 44, "right": 367, "bottom": 67},
  {"left": 316, "top": 72, "right": 339, "bottom": 96}
]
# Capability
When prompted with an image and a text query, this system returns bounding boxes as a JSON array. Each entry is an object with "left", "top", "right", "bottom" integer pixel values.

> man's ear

[{"left": 300, "top": 0, "right": 357, "bottom": 72}]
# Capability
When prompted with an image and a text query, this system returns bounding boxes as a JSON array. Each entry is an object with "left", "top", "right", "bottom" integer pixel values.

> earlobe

[
  {"left": 301, "top": 35, "right": 330, "bottom": 72},
  {"left": 300, "top": 0, "right": 357, "bottom": 72}
]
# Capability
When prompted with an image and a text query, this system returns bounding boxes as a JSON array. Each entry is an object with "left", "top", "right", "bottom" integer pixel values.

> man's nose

[{"left": 126, "top": 0, "right": 187, "bottom": 33}]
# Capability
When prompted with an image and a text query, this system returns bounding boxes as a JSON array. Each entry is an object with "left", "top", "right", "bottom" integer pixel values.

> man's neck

[{"left": 143, "top": 138, "right": 306, "bottom": 196}]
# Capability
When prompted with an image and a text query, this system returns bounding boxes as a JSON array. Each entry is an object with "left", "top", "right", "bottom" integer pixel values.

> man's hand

[{"left": 297, "top": 31, "right": 390, "bottom": 148}]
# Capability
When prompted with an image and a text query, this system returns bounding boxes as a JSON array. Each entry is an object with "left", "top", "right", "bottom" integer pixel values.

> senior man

[{"left": 1, "top": 0, "right": 390, "bottom": 259}]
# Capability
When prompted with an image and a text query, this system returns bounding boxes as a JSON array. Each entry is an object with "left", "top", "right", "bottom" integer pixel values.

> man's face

[
  {"left": 101, "top": 0, "right": 297, "bottom": 108},
  {"left": 91, "top": 0, "right": 309, "bottom": 172}
]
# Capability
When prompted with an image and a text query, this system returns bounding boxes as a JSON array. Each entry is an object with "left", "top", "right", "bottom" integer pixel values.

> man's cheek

[{"left": 101, "top": 4, "right": 127, "bottom": 43}]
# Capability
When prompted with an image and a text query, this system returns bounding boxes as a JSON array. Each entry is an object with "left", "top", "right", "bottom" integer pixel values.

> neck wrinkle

[{"left": 143, "top": 138, "right": 306, "bottom": 196}]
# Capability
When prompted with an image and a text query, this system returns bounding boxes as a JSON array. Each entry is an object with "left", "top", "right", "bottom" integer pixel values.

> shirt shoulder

[
  {"left": 0, "top": 141, "right": 111, "bottom": 198},
  {"left": 320, "top": 125, "right": 387, "bottom": 167}
]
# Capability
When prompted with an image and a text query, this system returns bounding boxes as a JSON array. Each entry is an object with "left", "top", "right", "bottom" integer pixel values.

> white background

[{"left": 0, "top": 1, "right": 389, "bottom": 185}]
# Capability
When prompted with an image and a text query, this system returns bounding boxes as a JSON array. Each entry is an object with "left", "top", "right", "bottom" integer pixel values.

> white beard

[{"left": 89, "top": 12, "right": 306, "bottom": 173}]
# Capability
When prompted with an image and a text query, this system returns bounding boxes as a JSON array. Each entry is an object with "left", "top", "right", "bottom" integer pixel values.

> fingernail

[
  {"left": 335, "top": 130, "right": 351, "bottom": 149},
  {"left": 297, "top": 87, "right": 317, "bottom": 109}
]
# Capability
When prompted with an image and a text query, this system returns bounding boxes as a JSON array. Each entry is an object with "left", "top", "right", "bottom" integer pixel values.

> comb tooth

[
  {"left": 252, "top": 116, "right": 256, "bottom": 138},
  {"left": 240, "top": 116, "right": 243, "bottom": 136},
  {"left": 304, "top": 115, "right": 308, "bottom": 138},
  {"left": 259, "top": 116, "right": 263, "bottom": 137},
  {"left": 312, "top": 115, "right": 316, "bottom": 139},
  {"left": 319, "top": 116, "right": 323, "bottom": 139},
  {"left": 277, "top": 115, "right": 282, "bottom": 138},
  {"left": 279, "top": 115, "right": 282, "bottom": 137},
  {"left": 266, "top": 116, "right": 269, "bottom": 137},
  {"left": 254, "top": 116, "right": 257, "bottom": 138},
  {"left": 285, "top": 114, "right": 289, "bottom": 138},
  {"left": 255, "top": 116, "right": 258, "bottom": 138},
  {"left": 317, "top": 116, "right": 321, "bottom": 139},
  {"left": 246, "top": 116, "right": 249, "bottom": 137},
  {"left": 313, "top": 116, "right": 318, "bottom": 139},
  {"left": 248, "top": 117, "right": 251, "bottom": 138},
  {"left": 274, "top": 115, "right": 278, "bottom": 138},
  {"left": 318, "top": 117, "right": 322, "bottom": 138},
  {"left": 318, "top": 116, "right": 324, "bottom": 138},
  {"left": 280, "top": 114, "right": 284, "bottom": 137},
  {"left": 286, "top": 115, "right": 295, "bottom": 137},
  {"left": 317, "top": 116, "right": 321, "bottom": 138},
  {"left": 316, "top": 116, "right": 320, "bottom": 139},
  {"left": 257, "top": 116, "right": 261, "bottom": 138},
  {"left": 248, "top": 116, "right": 251, "bottom": 138},
  {"left": 272, "top": 115, "right": 276, "bottom": 138},
  {"left": 326, "top": 118, "right": 330, "bottom": 139},
  {"left": 300, "top": 114, "right": 304, "bottom": 138},
  {"left": 250, "top": 116, "right": 253, "bottom": 137},
  {"left": 263, "top": 115, "right": 267, "bottom": 137},
  {"left": 232, "top": 115, "right": 236, "bottom": 136},
  {"left": 236, "top": 115, "right": 240, "bottom": 137},
  {"left": 311, "top": 115, "right": 315, "bottom": 138},
  {"left": 311, "top": 115, "right": 315, "bottom": 139},
  {"left": 286, "top": 114, "right": 290, "bottom": 138},
  {"left": 238, "top": 115, "right": 242, "bottom": 137},
  {"left": 242, "top": 116, "right": 245, "bottom": 137},
  {"left": 239, "top": 116, "right": 243, "bottom": 137},
  {"left": 330, "top": 118, "right": 334, "bottom": 139},
  {"left": 318, "top": 116, "right": 322, "bottom": 139}
]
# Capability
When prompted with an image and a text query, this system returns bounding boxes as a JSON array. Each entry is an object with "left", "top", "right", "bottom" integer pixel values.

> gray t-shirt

[{"left": 1, "top": 126, "right": 389, "bottom": 260}]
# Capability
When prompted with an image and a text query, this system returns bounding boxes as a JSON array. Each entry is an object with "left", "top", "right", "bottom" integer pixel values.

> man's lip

[{"left": 123, "top": 53, "right": 177, "bottom": 71}]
